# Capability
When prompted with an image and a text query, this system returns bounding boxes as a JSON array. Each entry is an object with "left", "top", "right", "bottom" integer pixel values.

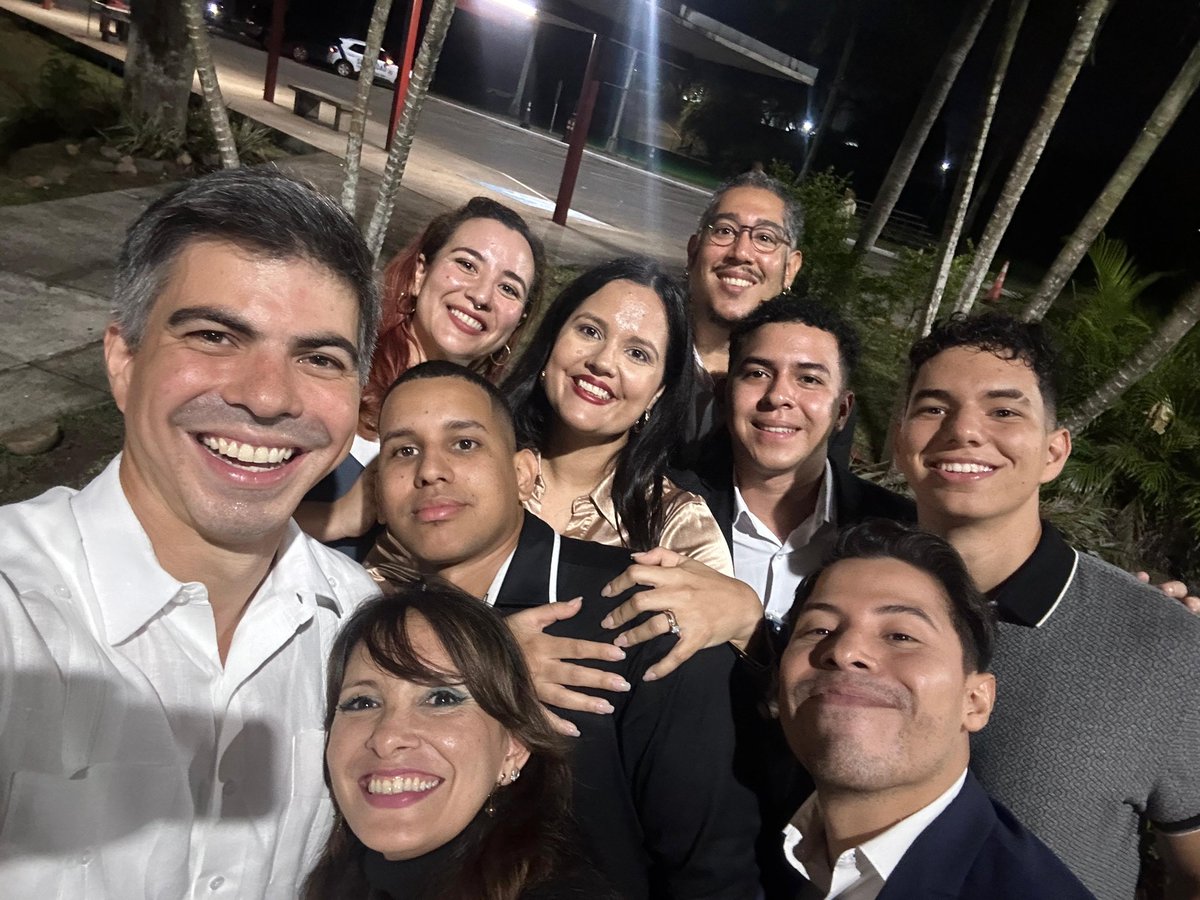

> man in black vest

[{"left": 368, "top": 360, "right": 760, "bottom": 900}]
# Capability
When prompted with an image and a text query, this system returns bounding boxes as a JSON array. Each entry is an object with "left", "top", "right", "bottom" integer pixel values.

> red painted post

[
  {"left": 263, "top": 0, "right": 289, "bottom": 102},
  {"left": 387, "top": 0, "right": 425, "bottom": 151},
  {"left": 552, "top": 32, "right": 601, "bottom": 227}
]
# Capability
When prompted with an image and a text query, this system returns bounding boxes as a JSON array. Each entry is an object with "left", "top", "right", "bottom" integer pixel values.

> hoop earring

[
  {"left": 490, "top": 343, "right": 512, "bottom": 366},
  {"left": 632, "top": 409, "right": 649, "bottom": 433}
]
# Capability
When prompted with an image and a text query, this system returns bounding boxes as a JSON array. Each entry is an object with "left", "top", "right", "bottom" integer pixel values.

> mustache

[
  {"left": 788, "top": 672, "right": 909, "bottom": 711},
  {"left": 170, "top": 394, "right": 334, "bottom": 449}
]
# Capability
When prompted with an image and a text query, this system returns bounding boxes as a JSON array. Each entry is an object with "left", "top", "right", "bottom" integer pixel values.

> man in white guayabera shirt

[
  {"left": 0, "top": 169, "right": 379, "bottom": 898},
  {"left": 772, "top": 520, "right": 1089, "bottom": 900}
]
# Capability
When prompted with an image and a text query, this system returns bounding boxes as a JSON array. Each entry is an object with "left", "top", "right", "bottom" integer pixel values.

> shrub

[{"left": 0, "top": 55, "right": 121, "bottom": 159}]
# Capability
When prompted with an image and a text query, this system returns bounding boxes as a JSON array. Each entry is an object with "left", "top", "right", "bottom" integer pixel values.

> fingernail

[
  {"left": 613, "top": 633, "right": 628, "bottom": 648},
  {"left": 600, "top": 585, "right": 612, "bottom": 597},
  {"left": 595, "top": 700, "right": 615, "bottom": 714},
  {"left": 611, "top": 679, "right": 631, "bottom": 692},
  {"left": 643, "top": 669, "right": 659, "bottom": 682},
  {"left": 567, "top": 723, "right": 580, "bottom": 737},
  {"left": 609, "top": 647, "right": 626, "bottom": 661},
  {"left": 600, "top": 615, "right": 614, "bottom": 628}
]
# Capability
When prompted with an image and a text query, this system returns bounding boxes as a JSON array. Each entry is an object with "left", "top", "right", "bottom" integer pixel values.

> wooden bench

[{"left": 288, "top": 84, "right": 353, "bottom": 131}]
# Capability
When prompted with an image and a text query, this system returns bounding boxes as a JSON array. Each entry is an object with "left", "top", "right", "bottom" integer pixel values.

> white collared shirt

[
  {"left": 732, "top": 460, "right": 838, "bottom": 623},
  {"left": 0, "top": 457, "right": 377, "bottom": 899},
  {"left": 782, "top": 770, "right": 968, "bottom": 899}
]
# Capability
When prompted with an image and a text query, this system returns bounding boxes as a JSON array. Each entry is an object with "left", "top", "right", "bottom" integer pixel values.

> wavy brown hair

[
  {"left": 359, "top": 199, "right": 546, "bottom": 436},
  {"left": 302, "top": 585, "right": 576, "bottom": 900}
]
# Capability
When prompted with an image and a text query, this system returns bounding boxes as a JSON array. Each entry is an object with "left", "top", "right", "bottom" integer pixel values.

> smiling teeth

[
  {"left": 449, "top": 308, "right": 484, "bottom": 332},
  {"left": 367, "top": 776, "right": 440, "bottom": 795},
  {"left": 575, "top": 378, "right": 612, "bottom": 400},
  {"left": 201, "top": 436, "right": 295, "bottom": 465},
  {"left": 937, "top": 462, "right": 994, "bottom": 473},
  {"left": 759, "top": 425, "right": 796, "bottom": 434},
  {"left": 721, "top": 276, "right": 753, "bottom": 288}
]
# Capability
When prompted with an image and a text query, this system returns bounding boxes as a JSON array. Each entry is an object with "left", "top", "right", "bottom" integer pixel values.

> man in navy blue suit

[{"left": 773, "top": 519, "right": 1090, "bottom": 899}]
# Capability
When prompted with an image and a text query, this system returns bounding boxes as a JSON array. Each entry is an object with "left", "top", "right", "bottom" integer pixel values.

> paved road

[{"left": 206, "top": 31, "right": 709, "bottom": 243}]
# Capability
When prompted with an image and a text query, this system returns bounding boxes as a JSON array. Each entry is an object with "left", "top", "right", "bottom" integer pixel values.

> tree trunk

[
  {"left": 952, "top": 0, "right": 1115, "bottom": 315},
  {"left": 341, "top": 0, "right": 397, "bottom": 216},
  {"left": 854, "top": 0, "right": 995, "bottom": 258},
  {"left": 122, "top": 0, "right": 194, "bottom": 139},
  {"left": 960, "top": 135, "right": 1007, "bottom": 238},
  {"left": 1064, "top": 282, "right": 1200, "bottom": 434},
  {"left": 798, "top": 0, "right": 862, "bottom": 182},
  {"left": 922, "top": 0, "right": 1030, "bottom": 335},
  {"left": 182, "top": 0, "right": 239, "bottom": 168},
  {"left": 365, "top": 0, "right": 456, "bottom": 260},
  {"left": 1022, "top": 38, "right": 1200, "bottom": 322}
]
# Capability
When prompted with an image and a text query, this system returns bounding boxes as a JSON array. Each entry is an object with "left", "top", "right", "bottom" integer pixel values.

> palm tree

[
  {"left": 1022, "top": 37, "right": 1200, "bottom": 322},
  {"left": 122, "top": 0, "right": 193, "bottom": 139},
  {"left": 854, "top": 0, "right": 996, "bottom": 259},
  {"left": 182, "top": 0, "right": 238, "bottom": 168},
  {"left": 341, "top": 0, "right": 397, "bottom": 216},
  {"left": 798, "top": 0, "right": 863, "bottom": 182},
  {"left": 1065, "top": 282, "right": 1200, "bottom": 433},
  {"left": 365, "top": 0, "right": 457, "bottom": 260},
  {"left": 952, "top": 0, "right": 1116, "bottom": 314},
  {"left": 922, "top": 0, "right": 1030, "bottom": 334}
]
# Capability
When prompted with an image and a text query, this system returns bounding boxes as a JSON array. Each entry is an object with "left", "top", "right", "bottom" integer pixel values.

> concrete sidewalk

[{"left": 0, "top": 1, "right": 695, "bottom": 445}]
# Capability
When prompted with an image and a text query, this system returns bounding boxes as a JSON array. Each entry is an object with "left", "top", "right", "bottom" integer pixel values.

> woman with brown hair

[
  {"left": 299, "top": 198, "right": 546, "bottom": 559},
  {"left": 305, "top": 585, "right": 610, "bottom": 899}
]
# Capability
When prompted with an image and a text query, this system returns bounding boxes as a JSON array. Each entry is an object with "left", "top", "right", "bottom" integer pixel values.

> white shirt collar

[
  {"left": 482, "top": 547, "right": 518, "bottom": 607},
  {"left": 732, "top": 459, "right": 836, "bottom": 547},
  {"left": 73, "top": 455, "right": 346, "bottom": 646},
  {"left": 783, "top": 768, "right": 968, "bottom": 894}
]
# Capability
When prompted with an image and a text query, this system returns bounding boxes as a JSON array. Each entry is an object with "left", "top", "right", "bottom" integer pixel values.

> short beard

[{"left": 703, "top": 270, "right": 791, "bottom": 332}]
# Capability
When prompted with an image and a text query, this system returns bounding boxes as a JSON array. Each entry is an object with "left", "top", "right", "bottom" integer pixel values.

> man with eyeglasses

[{"left": 685, "top": 172, "right": 804, "bottom": 444}]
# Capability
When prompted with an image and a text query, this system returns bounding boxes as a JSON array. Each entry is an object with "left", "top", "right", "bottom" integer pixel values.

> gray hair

[
  {"left": 695, "top": 171, "right": 804, "bottom": 247},
  {"left": 113, "top": 168, "right": 380, "bottom": 381}
]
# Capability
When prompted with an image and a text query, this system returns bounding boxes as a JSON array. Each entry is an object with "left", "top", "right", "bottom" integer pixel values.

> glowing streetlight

[
  {"left": 940, "top": 159, "right": 951, "bottom": 172},
  {"left": 484, "top": 0, "right": 537, "bottom": 18},
  {"left": 800, "top": 119, "right": 815, "bottom": 135}
]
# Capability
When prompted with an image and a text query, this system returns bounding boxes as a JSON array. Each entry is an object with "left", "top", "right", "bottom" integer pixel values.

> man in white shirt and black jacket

[{"left": 773, "top": 519, "right": 1089, "bottom": 900}]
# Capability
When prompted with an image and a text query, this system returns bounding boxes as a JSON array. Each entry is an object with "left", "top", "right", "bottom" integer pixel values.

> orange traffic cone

[{"left": 985, "top": 260, "right": 1009, "bottom": 303}]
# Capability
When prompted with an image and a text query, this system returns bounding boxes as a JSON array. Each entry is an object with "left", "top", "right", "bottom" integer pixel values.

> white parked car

[{"left": 327, "top": 37, "right": 399, "bottom": 85}]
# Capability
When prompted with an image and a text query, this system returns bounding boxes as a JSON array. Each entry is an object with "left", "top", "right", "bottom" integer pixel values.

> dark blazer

[
  {"left": 674, "top": 428, "right": 915, "bottom": 553},
  {"left": 772, "top": 773, "right": 1094, "bottom": 899},
  {"left": 672, "top": 429, "right": 916, "bottom": 899},
  {"left": 493, "top": 513, "right": 761, "bottom": 900}
]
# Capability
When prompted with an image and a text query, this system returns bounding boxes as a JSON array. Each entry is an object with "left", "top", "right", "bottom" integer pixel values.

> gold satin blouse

[{"left": 524, "top": 457, "right": 734, "bottom": 576}]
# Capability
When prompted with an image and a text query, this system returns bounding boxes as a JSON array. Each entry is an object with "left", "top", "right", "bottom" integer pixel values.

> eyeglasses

[{"left": 704, "top": 222, "right": 790, "bottom": 253}]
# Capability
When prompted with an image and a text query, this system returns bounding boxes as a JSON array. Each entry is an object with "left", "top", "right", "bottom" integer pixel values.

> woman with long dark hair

[
  {"left": 298, "top": 198, "right": 546, "bottom": 558},
  {"left": 499, "top": 256, "right": 730, "bottom": 570},
  {"left": 305, "top": 586, "right": 608, "bottom": 899}
]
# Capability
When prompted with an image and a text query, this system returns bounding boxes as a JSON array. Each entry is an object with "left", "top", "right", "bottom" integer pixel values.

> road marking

[
  {"left": 474, "top": 180, "right": 615, "bottom": 230},
  {"left": 427, "top": 96, "right": 709, "bottom": 197}
]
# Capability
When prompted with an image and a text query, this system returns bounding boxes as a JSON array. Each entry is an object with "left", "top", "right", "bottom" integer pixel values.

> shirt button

[
  {"left": 209, "top": 876, "right": 225, "bottom": 890},
  {"left": 54, "top": 584, "right": 71, "bottom": 598},
  {"left": 327, "top": 576, "right": 338, "bottom": 588}
]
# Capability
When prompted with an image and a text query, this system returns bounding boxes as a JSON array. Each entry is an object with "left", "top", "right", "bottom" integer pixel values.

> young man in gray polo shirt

[{"left": 893, "top": 312, "right": 1200, "bottom": 898}]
